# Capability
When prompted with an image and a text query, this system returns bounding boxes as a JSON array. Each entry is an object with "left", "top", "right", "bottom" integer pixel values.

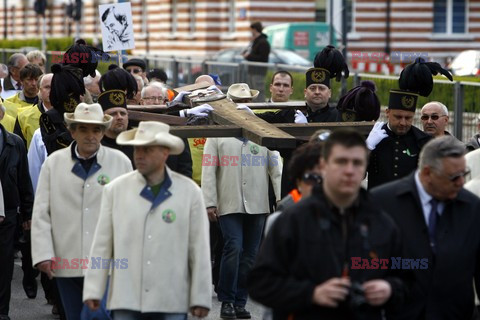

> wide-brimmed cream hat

[
  {"left": 227, "top": 83, "right": 259, "bottom": 100},
  {"left": 64, "top": 103, "right": 112, "bottom": 128},
  {"left": 116, "top": 121, "right": 184, "bottom": 155}
]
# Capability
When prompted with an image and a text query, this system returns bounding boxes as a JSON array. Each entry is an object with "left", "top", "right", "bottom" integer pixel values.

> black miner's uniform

[
  {"left": 258, "top": 104, "right": 338, "bottom": 124},
  {"left": 248, "top": 187, "right": 410, "bottom": 320},
  {"left": 258, "top": 104, "right": 338, "bottom": 198},
  {"left": 367, "top": 123, "right": 431, "bottom": 189}
]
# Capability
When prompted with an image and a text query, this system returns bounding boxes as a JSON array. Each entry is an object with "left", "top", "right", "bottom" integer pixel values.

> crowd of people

[{"left": 0, "top": 26, "right": 480, "bottom": 320}]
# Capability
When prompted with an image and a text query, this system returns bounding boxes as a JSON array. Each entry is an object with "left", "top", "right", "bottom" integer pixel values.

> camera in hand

[{"left": 348, "top": 281, "right": 367, "bottom": 309}]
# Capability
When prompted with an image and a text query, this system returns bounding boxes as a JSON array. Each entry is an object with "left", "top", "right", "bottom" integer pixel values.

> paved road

[{"left": 9, "top": 260, "right": 264, "bottom": 320}]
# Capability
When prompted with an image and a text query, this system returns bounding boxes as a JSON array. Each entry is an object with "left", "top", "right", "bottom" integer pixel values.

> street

[{"left": 9, "top": 260, "right": 264, "bottom": 320}]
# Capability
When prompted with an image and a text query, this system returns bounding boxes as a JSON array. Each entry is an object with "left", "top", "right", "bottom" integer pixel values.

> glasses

[
  {"left": 435, "top": 168, "right": 471, "bottom": 182},
  {"left": 420, "top": 114, "right": 447, "bottom": 121},
  {"left": 143, "top": 96, "right": 167, "bottom": 103},
  {"left": 302, "top": 173, "right": 322, "bottom": 185},
  {"left": 128, "top": 68, "right": 142, "bottom": 74}
]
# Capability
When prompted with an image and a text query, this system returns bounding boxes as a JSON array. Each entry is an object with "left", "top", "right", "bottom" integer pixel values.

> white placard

[{"left": 99, "top": 2, "right": 135, "bottom": 52}]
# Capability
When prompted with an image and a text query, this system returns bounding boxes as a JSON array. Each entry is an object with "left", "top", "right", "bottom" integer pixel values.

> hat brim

[
  {"left": 123, "top": 61, "right": 146, "bottom": 71},
  {"left": 229, "top": 89, "right": 259, "bottom": 100},
  {"left": 64, "top": 113, "right": 113, "bottom": 129},
  {"left": 116, "top": 128, "right": 185, "bottom": 155}
]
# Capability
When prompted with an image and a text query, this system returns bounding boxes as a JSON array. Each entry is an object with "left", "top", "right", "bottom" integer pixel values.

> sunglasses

[
  {"left": 128, "top": 68, "right": 142, "bottom": 74},
  {"left": 435, "top": 168, "right": 471, "bottom": 182},
  {"left": 302, "top": 173, "right": 322, "bottom": 185},
  {"left": 420, "top": 114, "right": 447, "bottom": 121}
]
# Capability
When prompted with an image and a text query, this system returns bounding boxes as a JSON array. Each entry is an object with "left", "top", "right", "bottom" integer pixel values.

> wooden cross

[{"left": 126, "top": 82, "right": 373, "bottom": 148}]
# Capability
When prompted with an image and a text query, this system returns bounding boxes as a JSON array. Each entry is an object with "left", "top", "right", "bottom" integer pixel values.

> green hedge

[{"left": 265, "top": 71, "right": 480, "bottom": 113}]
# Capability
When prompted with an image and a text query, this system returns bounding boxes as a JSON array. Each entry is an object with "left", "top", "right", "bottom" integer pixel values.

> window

[{"left": 434, "top": 0, "right": 466, "bottom": 33}]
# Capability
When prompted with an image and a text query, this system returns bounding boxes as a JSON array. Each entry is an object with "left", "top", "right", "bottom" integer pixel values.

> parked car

[
  {"left": 449, "top": 50, "right": 480, "bottom": 76},
  {"left": 205, "top": 47, "right": 311, "bottom": 86},
  {"left": 211, "top": 47, "right": 312, "bottom": 66}
]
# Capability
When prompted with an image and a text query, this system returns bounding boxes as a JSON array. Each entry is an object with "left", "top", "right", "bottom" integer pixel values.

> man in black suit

[{"left": 371, "top": 135, "right": 480, "bottom": 320}]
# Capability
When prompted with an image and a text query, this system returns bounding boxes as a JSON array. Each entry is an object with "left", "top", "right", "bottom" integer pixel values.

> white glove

[
  {"left": 236, "top": 104, "right": 254, "bottom": 115},
  {"left": 173, "top": 91, "right": 191, "bottom": 103},
  {"left": 294, "top": 110, "right": 308, "bottom": 124},
  {"left": 180, "top": 103, "right": 213, "bottom": 117},
  {"left": 366, "top": 121, "right": 388, "bottom": 150},
  {"left": 207, "top": 85, "right": 223, "bottom": 95}
]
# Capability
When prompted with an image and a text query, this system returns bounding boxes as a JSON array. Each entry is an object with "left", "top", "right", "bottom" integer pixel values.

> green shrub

[{"left": 265, "top": 71, "right": 480, "bottom": 113}]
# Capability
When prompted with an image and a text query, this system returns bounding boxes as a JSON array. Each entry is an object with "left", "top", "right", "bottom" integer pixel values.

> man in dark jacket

[
  {"left": 248, "top": 129, "right": 409, "bottom": 320},
  {"left": 370, "top": 136, "right": 480, "bottom": 320},
  {"left": 243, "top": 21, "right": 270, "bottom": 102},
  {"left": 366, "top": 90, "right": 431, "bottom": 189},
  {"left": 0, "top": 114, "right": 34, "bottom": 320}
]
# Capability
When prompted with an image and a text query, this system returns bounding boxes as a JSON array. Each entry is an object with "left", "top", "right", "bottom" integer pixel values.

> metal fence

[{"left": 1, "top": 48, "right": 479, "bottom": 142}]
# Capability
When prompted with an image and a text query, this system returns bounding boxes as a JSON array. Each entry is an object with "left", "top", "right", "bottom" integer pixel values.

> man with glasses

[
  {"left": 123, "top": 58, "right": 148, "bottom": 85},
  {"left": 141, "top": 84, "right": 168, "bottom": 106},
  {"left": 420, "top": 102, "right": 452, "bottom": 138},
  {"left": 371, "top": 136, "right": 480, "bottom": 320}
]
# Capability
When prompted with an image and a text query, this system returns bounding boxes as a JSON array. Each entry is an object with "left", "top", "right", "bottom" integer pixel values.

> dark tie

[
  {"left": 16, "top": 84, "right": 22, "bottom": 90},
  {"left": 428, "top": 198, "right": 439, "bottom": 253}
]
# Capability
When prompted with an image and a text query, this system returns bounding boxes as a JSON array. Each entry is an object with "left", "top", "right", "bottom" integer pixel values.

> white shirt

[
  {"left": 27, "top": 128, "right": 47, "bottom": 192},
  {"left": 0, "top": 180, "right": 4, "bottom": 218},
  {"left": 414, "top": 170, "right": 445, "bottom": 227},
  {"left": 0, "top": 78, "right": 21, "bottom": 99}
]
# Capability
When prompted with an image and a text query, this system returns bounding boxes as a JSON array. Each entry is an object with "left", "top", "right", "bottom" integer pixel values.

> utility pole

[{"left": 341, "top": 0, "right": 348, "bottom": 95}]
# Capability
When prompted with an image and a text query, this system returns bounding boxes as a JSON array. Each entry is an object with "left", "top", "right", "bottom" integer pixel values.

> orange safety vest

[{"left": 289, "top": 189, "right": 302, "bottom": 203}]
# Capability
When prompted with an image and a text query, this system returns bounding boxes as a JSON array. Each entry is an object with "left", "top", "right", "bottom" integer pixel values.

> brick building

[{"left": 0, "top": 0, "right": 477, "bottom": 64}]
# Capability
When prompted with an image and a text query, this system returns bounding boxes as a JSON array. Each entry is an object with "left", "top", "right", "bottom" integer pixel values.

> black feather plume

[
  {"left": 313, "top": 45, "right": 349, "bottom": 81},
  {"left": 49, "top": 64, "right": 85, "bottom": 114},
  {"left": 99, "top": 67, "right": 138, "bottom": 99},
  {"left": 398, "top": 57, "right": 453, "bottom": 97}
]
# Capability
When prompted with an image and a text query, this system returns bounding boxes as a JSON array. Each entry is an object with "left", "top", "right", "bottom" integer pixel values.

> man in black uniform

[
  {"left": 248, "top": 129, "right": 409, "bottom": 320},
  {"left": 366, "top": 90, "right": 431, "bottom": 189},
  {"left": 256, "top": 67, "right": 338, "bottom": 124},
  {"left": 366, "top": 58, "right": 453, "bottom": 189}
]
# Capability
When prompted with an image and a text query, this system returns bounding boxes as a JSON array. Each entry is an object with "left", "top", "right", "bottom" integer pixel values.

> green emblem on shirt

[
  {"left": 250, "top": 144, "right": 259, "bottom": 155},
  {"left": 162, "top": 209, "right": 176, "bottom": 223},
  {"left": 97, "top": 174, "right": 110, "bottom": 185}
]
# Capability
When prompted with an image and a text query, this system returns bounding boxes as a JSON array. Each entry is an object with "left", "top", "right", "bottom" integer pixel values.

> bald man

[{"left": 420, "top": 101, "right": 451, "bottom": 138}]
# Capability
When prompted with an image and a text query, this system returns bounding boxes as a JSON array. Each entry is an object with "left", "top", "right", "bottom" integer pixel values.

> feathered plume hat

[
  {"left": 306, "top": 45, "right": 349, "bottom": 88},
  {"left": 389, "top": 57, "right": 453, "bottom": 111},
  {"left": 49, "top": 39, "right": 104, "bottom": 114},
  {"left": 336, "top": 80, "right": 381, "bottom": 122}
]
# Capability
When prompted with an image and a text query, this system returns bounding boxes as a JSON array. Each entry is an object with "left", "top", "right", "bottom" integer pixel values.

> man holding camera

[{"left": 248, "top": 130, "right": 408, "bottom": 319}]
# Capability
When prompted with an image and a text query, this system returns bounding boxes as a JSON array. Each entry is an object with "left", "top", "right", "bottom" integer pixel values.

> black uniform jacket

[
  {"left": 248, "top": 187, "right": 410, "bottom": 320},
  {"left": 258, "top": 104, "right": 338, "bottom": 124},
  {"left": 370, "top": 173, "right": 480, "bottom": 320},
  {"left": 367, "top": 124, "right": 431, "bottom": 189}
]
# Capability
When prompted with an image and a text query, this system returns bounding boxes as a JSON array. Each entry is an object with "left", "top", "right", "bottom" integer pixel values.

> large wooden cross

[{"left": 127, "top": 82, "right": 373, "bottom": 148}]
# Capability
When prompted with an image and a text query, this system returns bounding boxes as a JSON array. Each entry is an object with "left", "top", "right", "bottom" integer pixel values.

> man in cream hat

[
  {"left": 227, "top": 83, "right": 259, "bottom": 103},
  {"left": 83, "top": 121, "right": 212, "bottom": 319},
  {"left": 32, "top": 102, "right": 132, "bottom": 319}
]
